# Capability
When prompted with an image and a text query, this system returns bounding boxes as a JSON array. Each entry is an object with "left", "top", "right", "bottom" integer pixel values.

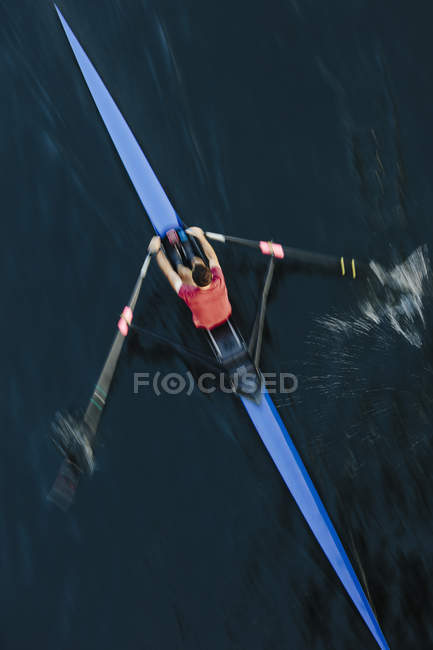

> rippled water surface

[{"left": 2, "top": 1, "right": 433, "bottom": 648}]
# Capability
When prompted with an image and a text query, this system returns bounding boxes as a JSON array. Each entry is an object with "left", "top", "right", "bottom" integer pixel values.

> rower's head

[{"left": 192, "top": 260, "right": 212, "bottom": 287}]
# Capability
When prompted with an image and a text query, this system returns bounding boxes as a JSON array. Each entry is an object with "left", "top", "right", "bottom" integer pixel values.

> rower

[{"left": 148, "top": 226, "right": 232, "bottom": 329}]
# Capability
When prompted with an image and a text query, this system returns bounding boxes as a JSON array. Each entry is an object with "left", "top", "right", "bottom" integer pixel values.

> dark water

[{"left": 3, "top": 0, "right": 433, "bottom": 648}]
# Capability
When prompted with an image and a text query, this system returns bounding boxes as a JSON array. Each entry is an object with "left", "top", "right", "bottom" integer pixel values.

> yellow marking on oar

[
  {"left": 340, "top": 257, "right": 346, "bottom": 276},
  {"left": 352, "top": 259, "right": 356, "bottom": 279}
]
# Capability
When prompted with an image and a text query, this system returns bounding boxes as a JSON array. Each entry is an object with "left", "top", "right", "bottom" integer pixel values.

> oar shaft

[
  {"left": 205, "top": 232, "right": 370, "bottom": 279},
  {"left": 85, "top": 252, "right": 154, "bottom": 437},
  {"left": 49, "top": 250, "right": 154, "bottom": 509},
  {"left": 128, "top": 252, "right": 153, "bottom": 312}
]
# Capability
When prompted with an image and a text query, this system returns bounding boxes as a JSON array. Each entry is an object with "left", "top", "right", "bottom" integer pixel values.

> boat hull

[{"left": 54, "top": 7, "right": 389, "bottom": 647}]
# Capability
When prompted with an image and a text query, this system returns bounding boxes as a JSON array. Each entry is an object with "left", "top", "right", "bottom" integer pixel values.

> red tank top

[{"left": 178, "top": 267, "right": 232, "bottom": 329}]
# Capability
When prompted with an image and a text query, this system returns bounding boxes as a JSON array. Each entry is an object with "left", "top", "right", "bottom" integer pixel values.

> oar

[
  {"left": 249, "top": 255, "right": 275, "bottom": 367},
  {"left": 83, "top": 252, "right": 153, "bottom": 439},
  {"left": 48, "top": 252, "right": 154, "bottom": 510},
  {"left": 205, "top": 231, "right": 371, "bottom": 279}
]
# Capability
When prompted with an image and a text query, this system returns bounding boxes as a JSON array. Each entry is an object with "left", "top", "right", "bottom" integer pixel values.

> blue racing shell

[{"left": 54, "top": 7, "right": 389, "bottom": 648}]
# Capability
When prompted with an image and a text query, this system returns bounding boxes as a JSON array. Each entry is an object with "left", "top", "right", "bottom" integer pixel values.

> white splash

[{"left": 320, "top": 246, "right": 431, "bottom": 348}]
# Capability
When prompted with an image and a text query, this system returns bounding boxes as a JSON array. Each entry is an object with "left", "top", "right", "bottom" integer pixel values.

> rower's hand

[
  {"left": 148, "top": 235, "right": 161, "bottom": 254},
  {"left": 186, "top": 226, "right": 204, "bottom": 238}
]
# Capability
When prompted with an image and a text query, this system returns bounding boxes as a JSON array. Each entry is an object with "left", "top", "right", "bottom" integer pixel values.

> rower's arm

[
  {"left": 155, "top": 250, "right": 182, "bottom": 293},
  {"left": 195, "top": 232, "right": 220, "bottom": 268}
]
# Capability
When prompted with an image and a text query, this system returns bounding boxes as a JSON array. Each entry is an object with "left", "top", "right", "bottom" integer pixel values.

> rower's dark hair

[{"left": 192, "top": 263, "right": 212, "bottom": 287}]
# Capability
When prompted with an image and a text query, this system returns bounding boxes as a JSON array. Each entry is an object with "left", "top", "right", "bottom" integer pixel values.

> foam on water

[{"left": 320, "top": 246, "right": 431, "bottom": 348}]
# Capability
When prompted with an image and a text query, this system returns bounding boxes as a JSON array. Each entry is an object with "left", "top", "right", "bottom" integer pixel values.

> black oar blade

[
  {"left": 51, "top": 411, "right": 95, "bottom": 474},
  {"left": 47, "top": 459, "right": 81, "bottom": 511},
  {"left": 48, "top": 412, "right": 95, "bottom": 510}
]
